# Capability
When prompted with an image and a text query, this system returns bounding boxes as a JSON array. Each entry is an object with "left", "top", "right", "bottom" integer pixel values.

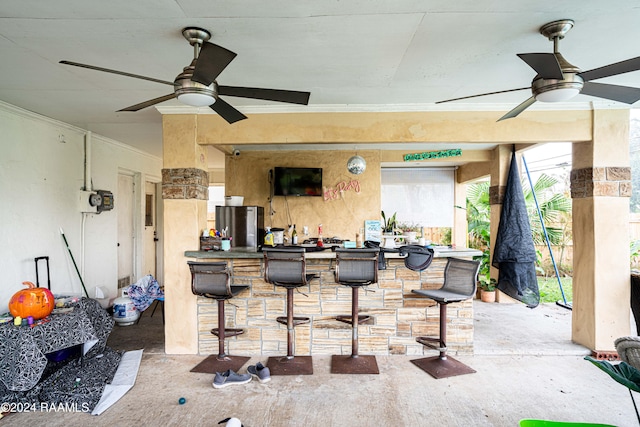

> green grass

[{"left": 537, "top": 276, "right": 573, "bottom": 303}]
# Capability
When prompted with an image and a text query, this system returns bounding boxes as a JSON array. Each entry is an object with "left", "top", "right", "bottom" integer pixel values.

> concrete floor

[{"left": 2, "top": 300, "right": 638, "bottom": 426}]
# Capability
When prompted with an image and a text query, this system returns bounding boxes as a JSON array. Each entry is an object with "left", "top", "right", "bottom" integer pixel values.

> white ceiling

[{"left": 2, "top": 1, "right": 640, "bottom": 158}]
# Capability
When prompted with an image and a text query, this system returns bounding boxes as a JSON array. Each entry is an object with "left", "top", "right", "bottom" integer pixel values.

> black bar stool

[
  {"left": 263, "top": 247, "right": 317, "bottom": 375},
  {"left": 188, "top": 261, "right": 250, "bottom": 373},
  {"left": 411, "top": 257, "right": 480, "bottom": 379},
  {"left": 331, "top": 247, "right": 380, "bottom": 374}
]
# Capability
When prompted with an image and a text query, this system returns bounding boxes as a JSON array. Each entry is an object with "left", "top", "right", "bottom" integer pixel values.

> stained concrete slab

[{"left": 2, "top": 301, "right": 638, "bottom": 426}]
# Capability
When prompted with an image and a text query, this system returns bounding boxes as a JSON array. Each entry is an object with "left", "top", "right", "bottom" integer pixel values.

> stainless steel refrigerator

[{"left": 215, "top": 206, "right": 264, "bottom": 249}]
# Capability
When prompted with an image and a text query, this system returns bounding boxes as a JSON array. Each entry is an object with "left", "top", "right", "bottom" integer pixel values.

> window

[{"left": 381, "top": 168, "right": 455, "bottom": 227}]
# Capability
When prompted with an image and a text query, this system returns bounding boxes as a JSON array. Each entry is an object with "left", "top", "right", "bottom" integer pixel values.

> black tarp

[{"left": 492, "top": 149, "right": 540, "bottom": 308}]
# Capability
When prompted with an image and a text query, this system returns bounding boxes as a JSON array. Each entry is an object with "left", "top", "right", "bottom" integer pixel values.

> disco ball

[{"left": 347, "top": 155, "right": 366, "bottom": 175}]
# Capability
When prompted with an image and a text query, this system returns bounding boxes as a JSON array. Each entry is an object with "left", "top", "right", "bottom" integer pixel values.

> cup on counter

[{"left": 221, "top": 239, "right": 231, "bottom": 251}]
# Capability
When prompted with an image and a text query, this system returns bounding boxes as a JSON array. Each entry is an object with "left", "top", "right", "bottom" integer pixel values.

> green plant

[
  {"left": 478, "top": 277, "right": 497, "bottom": 292},
  {"left": 381, "top": 211, "right": 397, "bottom": 233},
  {"left": 397, "top": 221, "right": 420, "bottom": 232}
]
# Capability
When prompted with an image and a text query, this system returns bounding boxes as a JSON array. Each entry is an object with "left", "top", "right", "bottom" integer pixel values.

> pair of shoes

[
  {"left": 212, "top": 369, "right": 252, "bottom": 389},
  {"left": 247, "top": 362, "right": 271, "bottom": 383}
]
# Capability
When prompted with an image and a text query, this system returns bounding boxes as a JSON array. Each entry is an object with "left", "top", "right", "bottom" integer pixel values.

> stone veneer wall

[
  {"left": 162, "top": 168, "right": 208, "bottom": 199},
  {"left": 570, "top": 167, "right": 631, "bottom": 198},
  {"left": 194, "top": 257, "right": 474, "bottom": 357}
]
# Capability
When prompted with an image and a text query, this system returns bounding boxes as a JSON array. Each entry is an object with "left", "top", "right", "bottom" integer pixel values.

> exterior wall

[
  {"left": 224, "top": 150, "right": 381, "bottom": 241},
  {"left": 0, "top": 101, "right": 162, "bottom": 308},
  {"left": 193, "top": 257, "right": 474, "bottom": 356}
]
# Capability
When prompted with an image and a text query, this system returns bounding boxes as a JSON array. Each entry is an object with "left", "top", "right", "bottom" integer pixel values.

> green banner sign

[{"left": 403, "top": 148, "right": 462, "bottom": 162}]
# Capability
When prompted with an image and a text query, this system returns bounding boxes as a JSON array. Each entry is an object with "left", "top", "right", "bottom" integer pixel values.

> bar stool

[
  {"left": 411, "top": 257, "right": 480, "bottom": 379},
  {"left": 263, "top": 247, "right": 316, "bottom": 375},
  {"left": 332, "top": 247, "right": 380, "bottom": 374},
  {"left": 188, "top": 261, "right": 250, "bottom": 373}
]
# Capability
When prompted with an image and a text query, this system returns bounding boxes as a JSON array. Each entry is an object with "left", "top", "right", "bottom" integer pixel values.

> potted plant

[
  {"left": 381, "top": 211, "right": 397, "bottom": 234},
  {"left": 478, "top": 277, "right": 497, "bottom": 303},
  {"left": 398, "top": 222, "right": 420, "bottom": 242}
]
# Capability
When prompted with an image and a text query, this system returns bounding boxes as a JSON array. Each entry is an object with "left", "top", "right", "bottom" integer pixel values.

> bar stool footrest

[
  {"left": 336, "top": 315, "right": 371, "bottom": 325},
  {"left": 416, "top": 336, "right": 446, "bottom": 352},
  {"left": 212, "top": 328, "right": 244, "bottom": 338},
  {"left": 276, "top": 316, "right": 310, "bottom": 326}
]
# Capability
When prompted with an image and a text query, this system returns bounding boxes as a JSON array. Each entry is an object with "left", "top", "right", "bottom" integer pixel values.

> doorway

[{"left": 117, "top": 173, "right": 135, "bottom": 289}]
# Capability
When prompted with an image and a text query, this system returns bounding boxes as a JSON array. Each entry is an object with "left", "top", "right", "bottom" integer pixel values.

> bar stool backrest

[
  {"left": 335, "top": 248, "right": 379, "bottom": 285},
  {"left": 441, "top": 258, "right": 480, "bottom": 298},
  {"left": 264, "top": 247, "right": 308, "bottom": 285},
  {"left": 188, "top": 261, "right": 232, "bottom": 298}
]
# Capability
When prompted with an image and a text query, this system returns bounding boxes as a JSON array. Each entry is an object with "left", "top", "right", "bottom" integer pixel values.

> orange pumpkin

[{"left": 8, "top": 281, "right": 55, "bottom": 320}]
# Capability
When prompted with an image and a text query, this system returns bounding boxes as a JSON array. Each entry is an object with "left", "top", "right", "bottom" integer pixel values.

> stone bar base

[{"left": 192, "top": 257, "right": 474, "bottom": 357}]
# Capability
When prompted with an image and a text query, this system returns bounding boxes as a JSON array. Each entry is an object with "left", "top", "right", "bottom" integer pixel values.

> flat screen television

[{"left": 272, "top": 167, "right": 323, "bottom": 197}]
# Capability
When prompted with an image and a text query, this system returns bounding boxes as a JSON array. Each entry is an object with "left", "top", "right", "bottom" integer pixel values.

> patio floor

[{"left": 2, "top": 300, "right": 637, "bottom": 427}]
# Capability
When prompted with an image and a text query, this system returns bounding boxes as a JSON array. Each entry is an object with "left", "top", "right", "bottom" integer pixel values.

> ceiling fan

[
  {"left": 437, "top": 19, "right": 640, "bottom": 121},
  {"left": 60, "top": 27, "right": 311, "bottom": 124}
]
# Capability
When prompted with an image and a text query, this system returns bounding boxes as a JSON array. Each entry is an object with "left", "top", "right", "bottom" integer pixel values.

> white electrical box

[
  {"left": 78, "top": 189, "right": 114, "bottom": 214},
  {"left": 78, "top": 190, "right": 98, "bottom": 213}
]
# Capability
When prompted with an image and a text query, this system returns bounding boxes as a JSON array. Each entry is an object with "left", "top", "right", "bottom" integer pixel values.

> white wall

[{"left": 0, "top": 101, "right": 162, "bottom": 309}]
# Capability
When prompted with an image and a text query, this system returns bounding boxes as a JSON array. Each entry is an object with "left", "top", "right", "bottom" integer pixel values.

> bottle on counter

[
  {"left": 317, "top": 224, "right": 324, "bottom": 247},
  {"left": 264, "top": 227, "right": 275, "bottom": 247},
  {"left": 292, "top": 224, "right": 298, "bottom": 245},
  {"left": 356, "top": 229, "right": 363, "bottom": 248}
]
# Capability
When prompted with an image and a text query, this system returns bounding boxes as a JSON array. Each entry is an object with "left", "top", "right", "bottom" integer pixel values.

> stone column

[
  {"left": 571, "top": 109, "right": 631, "bottom": 353},
  {"left": 162, "top": 114, "right": 209, "bottom": 354}
]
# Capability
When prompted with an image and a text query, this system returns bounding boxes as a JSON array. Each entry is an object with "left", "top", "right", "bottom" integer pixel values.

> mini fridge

[{"left": 215, "top": 206, "right": 264, "bottom": 249}]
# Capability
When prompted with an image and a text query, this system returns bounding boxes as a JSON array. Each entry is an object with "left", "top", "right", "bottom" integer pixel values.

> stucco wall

[{"left": 224, "top": 150, "right": 381, "bottom": 241}]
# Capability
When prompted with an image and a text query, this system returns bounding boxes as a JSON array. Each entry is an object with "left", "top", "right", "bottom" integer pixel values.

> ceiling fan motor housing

[
  {"left": 174, "top": 60, "right": 217, "bottom": 105},
  {"left": 532, "top": 73, "right": 584, "bottom": 102}
]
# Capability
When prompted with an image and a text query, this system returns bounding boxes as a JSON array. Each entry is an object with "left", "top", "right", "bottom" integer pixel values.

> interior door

[
  {"left": 143, "top": 181, "right": 157, "bottom": 278},
  {"left": 117, "top": 173, "right": 135, "bottom": 288}
]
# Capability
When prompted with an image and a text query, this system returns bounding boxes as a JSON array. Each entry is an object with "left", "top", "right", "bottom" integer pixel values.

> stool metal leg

[
  {"left": 190, "top": 299, "right": 249, "bottom": 374},
  {"left": 411, "top": 303, "right": 476, "bottom": 379},
  {"left": 331, "top": 286, "right": 379, "bottom": 374},
  {"left": 267, "top": 287, "right": 313, "bottom": 376}
]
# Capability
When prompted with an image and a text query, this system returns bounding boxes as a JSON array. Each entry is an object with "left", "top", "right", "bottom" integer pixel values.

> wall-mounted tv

[{"left": 272, "top": 167, "right": 323, "bottom": 197}]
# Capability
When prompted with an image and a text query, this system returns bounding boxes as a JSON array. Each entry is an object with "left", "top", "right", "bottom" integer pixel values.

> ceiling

[{"left": 2, "top": 1, "right": 640, "bottom": 158}]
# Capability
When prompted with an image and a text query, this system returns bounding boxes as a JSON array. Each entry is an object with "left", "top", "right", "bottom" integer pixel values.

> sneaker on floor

[
  {"left": 247, "top": 362, "right": 271, "bottom": 383},
  {"left": 212, "top": 369, "right": 252, "bottom": 389}
]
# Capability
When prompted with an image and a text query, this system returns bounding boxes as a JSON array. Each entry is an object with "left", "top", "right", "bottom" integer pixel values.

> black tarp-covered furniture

[{"left": 492, "top": 149, "right": 540, "bottom": 308}]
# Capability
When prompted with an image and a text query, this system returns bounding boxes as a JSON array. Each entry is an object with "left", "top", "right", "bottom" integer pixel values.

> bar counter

[{"left": 184, "top": 246, "right": 482, "bottom": 357}]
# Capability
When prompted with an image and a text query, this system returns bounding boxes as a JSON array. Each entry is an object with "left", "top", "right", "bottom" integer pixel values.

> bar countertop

[{"left": 185, "top": 246, "right": 482, "bottom": 259}]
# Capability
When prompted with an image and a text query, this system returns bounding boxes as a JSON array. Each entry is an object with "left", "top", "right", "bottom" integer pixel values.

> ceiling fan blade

[
  {"left": 210, "top": 97, "right": 247, "bottom": 124},
  {"left": 580, "top": 81, "right": 640, "bottom": 104},
  {"left": 436, "top": 87, "right": 531, "bottom": 104},
  {"left": 578, "top": 56, "right": 640, "bottom": 82},
  {"left": 117, "top": 93, "right": 177, "bottom": 112},
  {"left": 517, "top": 53, "right": 563, "bottom": 80},
  {"left": 497, "top": 96, "right": 536, "bottom": 121},
  {"left": 191, "top": 42, "right": 237, "bottom": 86},
  {"left": 218, "top": 86, "right": 310, "bottom": 105},
  {"left": 59, "top": 60, "right": 174, "bottom": 86}
]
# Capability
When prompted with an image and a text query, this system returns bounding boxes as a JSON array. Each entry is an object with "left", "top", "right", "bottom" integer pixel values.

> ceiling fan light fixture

[
  {"left": 532, "top": 73, "right": 584, "bottom": 103},
  {"left": 177, "top": 92, "right": 216, "bottom": 107},
  {"left": 535, "top": 87, "right": 580, "bottom": 102}
]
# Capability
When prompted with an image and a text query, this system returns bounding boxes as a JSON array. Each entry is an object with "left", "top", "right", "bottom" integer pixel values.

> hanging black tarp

[{"left": 492, "top": 149, "right": 540, "bottom": 308}]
